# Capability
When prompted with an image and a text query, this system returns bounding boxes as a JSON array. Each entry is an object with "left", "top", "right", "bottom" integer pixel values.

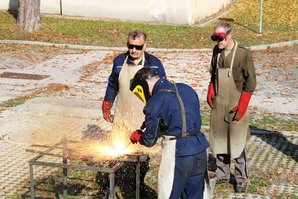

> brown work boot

[{"left": 235, "top": 181, "right": 247, "bottom": 193}]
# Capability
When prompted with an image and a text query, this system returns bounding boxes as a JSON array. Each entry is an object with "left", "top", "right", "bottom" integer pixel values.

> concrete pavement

[{"left": 0, "top": 41, "right": 297, "bottom": 198}]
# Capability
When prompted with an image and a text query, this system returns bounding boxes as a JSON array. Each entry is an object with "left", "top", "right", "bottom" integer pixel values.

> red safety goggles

[
  {"left": 127, "top": 43, "right": 144, "bottom": 50},
  {"left": 211, "top": 30, "right": 231, "bottom": 42}
]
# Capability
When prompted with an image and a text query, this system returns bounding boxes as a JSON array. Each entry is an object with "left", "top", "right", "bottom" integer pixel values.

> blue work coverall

[
  {"left": 104, "top": 51, "right": 166, "bottom": 103},
  {"left": 140, "top": 78, "right": 209, "bottom": 199}
]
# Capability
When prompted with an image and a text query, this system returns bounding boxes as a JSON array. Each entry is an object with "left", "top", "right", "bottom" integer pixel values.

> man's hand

[
  {"left": 130, "top": 130, "right": 144, "bottom": 144},
  {"left": 230, "top": 92, "right": 252, "bottom": 121},
  {"left": 102, "top": 101, "right": 114, "bottom": 123},
  {"left": 207, "top": 83, "right": 215, "bottom": 109}
]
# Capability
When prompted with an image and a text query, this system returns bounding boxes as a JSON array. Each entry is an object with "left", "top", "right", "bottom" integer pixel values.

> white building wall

[
  {"left": 162, "top": 0, "right": 192, "bottom": 24},
  {"left": 0, "top": 0, "right": 60, "bottom": 14},
  {"left": 0, "top": 0, "right": 18, "bottom": 10},
  {"left": 61, "top": 0, "right": 194, "bottom": 24},
  {"left": 0, "top": 0, "right": 233, "bottom": 25},
  {"left": 41, "top": 0, "right": 61, "bottom": 14},
  {"left": 195, "top": 0, "right": 232, "bottom": 20},
  {"left": 62, "top": 0, "right": 151, "bottom": 22}
]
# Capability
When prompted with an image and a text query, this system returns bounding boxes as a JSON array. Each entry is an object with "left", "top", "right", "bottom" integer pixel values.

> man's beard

[
  {"left": 218, "top": 43, "right": 226, "bottom": 49},
  {"left": 130, "top": 52, "right": 141, "bottom": 60}
]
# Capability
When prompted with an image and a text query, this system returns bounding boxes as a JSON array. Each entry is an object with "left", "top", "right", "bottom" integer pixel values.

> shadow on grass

[
  {"left": 96, "top": 164, "right": 157, "bottom": 199},
  {"left": 251, "top": 128, "right": 298, "bottom": 162},
  {"left": 21, "top": 182, "right": 91, "bottom": 199},
  {"left": 8, "top": 10, "right": 17, "bottom": 20},
  {"left": 219, "top": 17, "right": 259, "bottom": 33},
  {"left": 21, "top": 175, "right": 88, "bottom": 199},
  {"left": 8, "top": 0, "right": 18, "bottom": 20}
]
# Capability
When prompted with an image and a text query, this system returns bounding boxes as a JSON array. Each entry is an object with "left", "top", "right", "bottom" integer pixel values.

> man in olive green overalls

[{"left": 207, "top": 22, "right": 256, "bottom": 193}]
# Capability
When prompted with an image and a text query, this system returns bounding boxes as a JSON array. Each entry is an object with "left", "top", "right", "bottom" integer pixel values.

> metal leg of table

[
  {"left": 136, "top": 158, "right": 140, "bottom": 199},
  {"left": 109, "top": 172, "right": 115, "bottom": 199},
  {"left": 63, "top": 157, "right": 68, "bottom": 199},
  {"left": 29, "top": 163, "right": 35, "bottom": 199}
]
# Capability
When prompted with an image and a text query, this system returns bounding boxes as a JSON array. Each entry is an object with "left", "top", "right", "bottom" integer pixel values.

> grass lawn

[{"left": 0, "top": 0, "right": 297, "bottom": 49}]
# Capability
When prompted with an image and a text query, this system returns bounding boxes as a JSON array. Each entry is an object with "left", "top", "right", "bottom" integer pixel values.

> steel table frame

[{"left": 27, "top": 141, "right": 146, "bottom": 199}]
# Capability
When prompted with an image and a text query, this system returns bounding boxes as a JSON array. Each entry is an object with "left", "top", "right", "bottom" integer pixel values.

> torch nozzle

[{"left": 124, "top": 142, "right": 131, "bottom": 150}]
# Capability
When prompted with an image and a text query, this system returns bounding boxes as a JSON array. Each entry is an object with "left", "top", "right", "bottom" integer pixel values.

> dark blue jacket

[
  {"left": 140, "top": 79, "right": 209, "bottom": 157},
  {"left": 104, "top": 51, "right": 166, "bottom": 102}
]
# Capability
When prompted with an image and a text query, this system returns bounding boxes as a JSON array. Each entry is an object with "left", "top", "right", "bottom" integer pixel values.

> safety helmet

[{"left": 130, "top": 68, "right": 157, "bottom": 104}]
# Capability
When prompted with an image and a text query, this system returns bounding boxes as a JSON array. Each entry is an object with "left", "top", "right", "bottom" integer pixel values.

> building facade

[{"left": 1, "top": 0, "right": 233, "bottom": 25}]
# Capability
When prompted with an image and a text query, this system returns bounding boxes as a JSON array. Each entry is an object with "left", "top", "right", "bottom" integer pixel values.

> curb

[
  {"left": 250, "top": 40, "right": 298, "bottom": 51},
  {"left": 0, "top": 39, "right": 211, "bottom": 53},
  {"left": 1, "top": 39, "right": 297, "bottom": 52}
]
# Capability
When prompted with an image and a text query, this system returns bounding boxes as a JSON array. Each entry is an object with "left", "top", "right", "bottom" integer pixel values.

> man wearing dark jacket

[
  {"left": 102, "top": 30, "right": 166, "bottom": 131},
  {"left": 130, "top": 68, "right": 209, "bottom": 199},
  {"left": 101, "top": 30, "right": 166, "bottom": 196},
  {"left": 207, "top": 22, "right": 256, "bottom": 193}
]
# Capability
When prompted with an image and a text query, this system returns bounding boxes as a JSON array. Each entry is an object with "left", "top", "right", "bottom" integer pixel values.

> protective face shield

[{"left": 130, "top": 76, "right": 151, "bottom": 104}]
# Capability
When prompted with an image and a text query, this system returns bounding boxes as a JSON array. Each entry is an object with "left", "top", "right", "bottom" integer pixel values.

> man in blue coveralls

[{"left": 129, "top": 68, "right": 209, "bottom": 199}]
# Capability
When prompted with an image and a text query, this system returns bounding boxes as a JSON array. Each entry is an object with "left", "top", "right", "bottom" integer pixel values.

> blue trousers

[{"left": 169, "top": 151, "right": 207, "bottom": 199}]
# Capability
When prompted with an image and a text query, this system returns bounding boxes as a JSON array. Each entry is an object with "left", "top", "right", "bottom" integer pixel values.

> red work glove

[
  {"left": 230, "top": 92, "right": 252, "bottom": 121},
  {"left": 102, "top": 101, "right": 114, "bottom": 123},
  {"left": 207, "top": 83, "right": 215, "bottom": 109},
  {"left": 130, "top": 130, "right": 144, "bottom": 144}
]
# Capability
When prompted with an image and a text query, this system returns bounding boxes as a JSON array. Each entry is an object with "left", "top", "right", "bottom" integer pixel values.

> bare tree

[{"left": 17, "top": 0, "right": 41, "bottom": 32}]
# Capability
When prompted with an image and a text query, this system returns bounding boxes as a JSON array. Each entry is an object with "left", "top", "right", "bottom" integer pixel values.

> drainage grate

[{"left": 0, "top": 72, "right": 49, "bottom": 80}]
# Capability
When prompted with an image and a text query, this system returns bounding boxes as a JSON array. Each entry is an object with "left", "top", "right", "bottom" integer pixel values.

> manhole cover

[{"left": 0, "top": 72, "right": 49, "bottom": 80}]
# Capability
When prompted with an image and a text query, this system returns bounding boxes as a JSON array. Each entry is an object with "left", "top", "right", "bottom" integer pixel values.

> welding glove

[
  {"left": 102, "top": 101, "right": 114, "bottom": 123},
  {"left": 130, "top": 130, "right": 144, "bottom": 144},
  {"left": 230, "top": 92, "right": 252, "bottom": 121},
  {"left": 207, "top": 83, "right": 215, "bottom": 109}
]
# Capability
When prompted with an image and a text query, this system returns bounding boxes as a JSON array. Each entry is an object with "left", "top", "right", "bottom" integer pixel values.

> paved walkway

[{"left": 0, "top": 41, "right": 297, "bottom": 198}]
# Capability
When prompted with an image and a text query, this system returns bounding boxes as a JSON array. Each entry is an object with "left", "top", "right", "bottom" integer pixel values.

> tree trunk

[{"left": 17, "top": 0, "right": 41, "bottom": 32}]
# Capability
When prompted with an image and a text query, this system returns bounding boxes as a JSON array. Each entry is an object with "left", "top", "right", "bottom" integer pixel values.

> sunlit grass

[
  {"left": 250, "top": 114, "right": 298, "bottom": 132},
  {"left": 0, "top": 97, "right": 26, "bottom": 108},
  {"left": 0, "top": 0, "right": 297, "bottom": 49}
]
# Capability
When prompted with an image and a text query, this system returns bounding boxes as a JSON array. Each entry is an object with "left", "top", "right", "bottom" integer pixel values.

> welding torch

[{"left": 124, "top": 121, "right": 146, "bottom": 149}]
